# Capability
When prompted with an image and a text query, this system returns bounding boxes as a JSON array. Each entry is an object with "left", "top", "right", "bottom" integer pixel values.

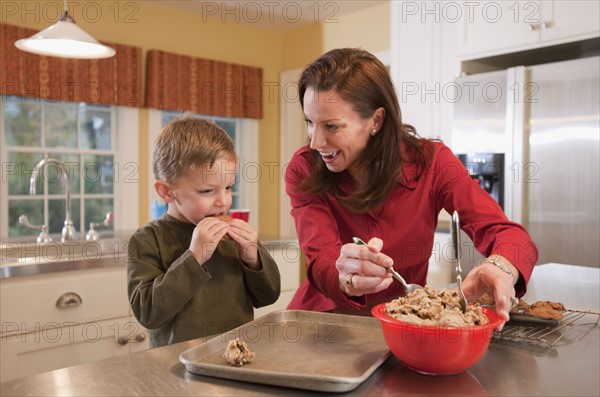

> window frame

[{"left": 0, "top": 97, "right": 139, "bottom": 240}]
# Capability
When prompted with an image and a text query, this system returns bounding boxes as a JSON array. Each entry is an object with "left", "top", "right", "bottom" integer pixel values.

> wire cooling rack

[{"left": 493, "top": 309, "right": 600, "bottom": 348}]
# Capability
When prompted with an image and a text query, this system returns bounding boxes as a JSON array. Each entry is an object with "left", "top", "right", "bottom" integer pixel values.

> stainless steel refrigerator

[{"left": 451, "top": 55, "right": 600, "bottom": 270}]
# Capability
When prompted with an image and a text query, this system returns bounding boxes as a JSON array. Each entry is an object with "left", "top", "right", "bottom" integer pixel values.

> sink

[{"left": 0, "top": 238, "right": 129, "bottom": 278}]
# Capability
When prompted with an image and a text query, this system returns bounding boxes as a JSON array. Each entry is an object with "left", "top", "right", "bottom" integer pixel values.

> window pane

[
  {"left": 80, "top": 106, "right": 111, "bottom": 150},
  {"left": 8, "top": 200, "right": 43, "bottom": 237},
  {"left": 214, "top": 119, "right": 240, "bottom": 200},
  {"left": 3, "top": 96, "right": 41, "bottom": 146},
  {"left": 83, "top": 155, "right": 114, "bottom": 194},
  {"left": 215, "top": 119, "right": 236, "bottom": 141},
  {"left": 85, "top": 198, "right": 114, "bottom": 232},
  {"left": 231, "top": 195, "right": 239, "bottom": 210},
  {"left": 49, "top": 198, "right": 80, "bottom": 236},
  {"left": 47, "top": 154, "right": 80, "bottom": 196},
  {"left": 45, "top": 102, "right": 77, "bottom": 148},
  {"left": 7, "top": 152, "right": 44, "bottom": 196},
  {"left": 161, "top": 111, "right": 182, "bottom": 127}
]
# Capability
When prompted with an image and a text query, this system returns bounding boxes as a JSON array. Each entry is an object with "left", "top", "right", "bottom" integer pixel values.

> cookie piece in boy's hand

[{"left": 212, "top": 214, "right": 232, "bottom": 240}]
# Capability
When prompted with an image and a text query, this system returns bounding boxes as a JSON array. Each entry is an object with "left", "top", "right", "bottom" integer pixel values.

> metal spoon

[
  {"left": 352, "top": 237, "right": 422, "bottom": 294},
  {"left": 451, "top": 211, "right": 468, "bottom": 313}
]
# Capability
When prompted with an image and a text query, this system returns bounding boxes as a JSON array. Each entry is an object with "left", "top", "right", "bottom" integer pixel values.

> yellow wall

[
  {"left": 280, "top": 2, "right": 390, "bottom": 71},
  {"left": 281, "top": 23, "right": 324, "bottom": 71},
  {"left": 3, "top": 0, "right": 389, "bottom": 237},
  {"left": 323, "top": 3, "right": 390, "bottom": 53}
]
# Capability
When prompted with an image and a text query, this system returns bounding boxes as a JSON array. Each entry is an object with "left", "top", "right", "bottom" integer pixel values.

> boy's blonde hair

[{"left": 153, "top": 115, "right": 237, "bottom": 183}]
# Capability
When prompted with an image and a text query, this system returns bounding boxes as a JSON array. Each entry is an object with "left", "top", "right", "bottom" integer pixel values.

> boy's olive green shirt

[{"left": 126, "top": 215, "right": 281, "bottom": 348}]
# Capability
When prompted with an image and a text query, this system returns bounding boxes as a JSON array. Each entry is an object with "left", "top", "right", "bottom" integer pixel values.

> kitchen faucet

[{"left": 27, "top": 158, "right": 77, "bottom": 242}]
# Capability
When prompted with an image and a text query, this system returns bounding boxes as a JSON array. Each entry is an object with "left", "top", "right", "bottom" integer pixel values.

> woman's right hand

[{"left": 336, "top": 237, "right": 394, "bottom": 296}]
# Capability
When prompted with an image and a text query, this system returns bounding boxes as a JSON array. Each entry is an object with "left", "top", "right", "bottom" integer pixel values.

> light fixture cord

[{"left": 59, "top": 0, "right": 74, "bottom": 23}]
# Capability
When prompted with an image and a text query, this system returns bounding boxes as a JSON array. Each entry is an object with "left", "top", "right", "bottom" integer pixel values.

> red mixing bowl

[{"left": 371, "top": 303, "right": 502, "bottom": 375}]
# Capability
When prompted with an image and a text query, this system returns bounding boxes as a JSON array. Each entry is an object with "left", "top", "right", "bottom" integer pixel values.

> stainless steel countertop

[{"left": 1, "top": 263, "right": 598, "bottom": 396}]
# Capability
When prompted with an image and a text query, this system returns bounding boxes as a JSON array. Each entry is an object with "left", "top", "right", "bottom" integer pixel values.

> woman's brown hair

[{"left": 296, "top": 48, "right": 430, "bottom": 213}]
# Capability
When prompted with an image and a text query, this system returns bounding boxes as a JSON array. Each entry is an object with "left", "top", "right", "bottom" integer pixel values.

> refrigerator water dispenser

[{"left": 458, "top": 153, "right": 505, "bottom": 210}]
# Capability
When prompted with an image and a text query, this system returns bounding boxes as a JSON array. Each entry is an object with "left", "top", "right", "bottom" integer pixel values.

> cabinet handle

[
  {"left": 117, "top": 333, "right": 146, "bottom": 345},
  {"left": 528, "top": 24, "right": 540, "bottom": 31},
  {"left": 541, "top": 21, "right": 553, "bottom": 29},
  {"left": 55, "top": 292, "right": 83, "bottom": 309},
  {"left": 135, "top": 333, "right": 146, "bottom": 342}
]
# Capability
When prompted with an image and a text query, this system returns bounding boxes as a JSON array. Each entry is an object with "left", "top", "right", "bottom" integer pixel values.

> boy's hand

[
  {"left": 226, "top": 219, "right": 260, "bottom": 270},
  {"left": 189, "top": 217, "right": 229, "bottom": 265}
]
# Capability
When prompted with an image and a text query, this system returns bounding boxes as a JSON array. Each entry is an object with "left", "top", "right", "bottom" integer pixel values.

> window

[
  {"left": 1, "top": 95, "right": 139, "bottom": 239},
  {"left": 161, "top": 111, "right": 242, "bottom": 209},
  {"left": 148, "top": 110, "right": 259, "bottom": 228}
]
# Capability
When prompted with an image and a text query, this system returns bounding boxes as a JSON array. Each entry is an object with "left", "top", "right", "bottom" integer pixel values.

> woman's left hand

[
  {"left": 462, "top": 256, "right": 518, "bottom": 329},
  {"left": 336, "top": 237, "right": 394, "bottom": 296}
]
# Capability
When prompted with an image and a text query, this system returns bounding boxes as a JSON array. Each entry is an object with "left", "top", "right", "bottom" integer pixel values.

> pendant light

[{"left": 14, "top": 0, "right": 115, "bottom": 59}]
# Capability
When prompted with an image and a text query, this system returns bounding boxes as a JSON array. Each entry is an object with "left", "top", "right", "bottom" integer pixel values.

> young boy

[{"left": 127, "top": 116, "right": 280, "bottom": 348}]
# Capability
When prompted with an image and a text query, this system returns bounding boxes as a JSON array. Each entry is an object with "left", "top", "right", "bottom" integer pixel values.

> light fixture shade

[{"left": 14, "top": 19, "right": 115, "bottom": 59}]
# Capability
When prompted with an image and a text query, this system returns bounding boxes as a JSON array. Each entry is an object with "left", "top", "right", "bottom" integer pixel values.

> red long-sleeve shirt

[{"left": 286, "top": 141, "right": 537, "bottom": 312}]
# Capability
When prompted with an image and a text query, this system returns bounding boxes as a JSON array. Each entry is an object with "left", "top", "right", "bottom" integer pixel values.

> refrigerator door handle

[{"left": 505, "top": 66, "right": 528, "bottom": 225}]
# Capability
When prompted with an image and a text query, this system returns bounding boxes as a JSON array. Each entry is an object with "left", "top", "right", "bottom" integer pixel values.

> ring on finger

[
  {"left": 345, "top": 273, "right": 356, "bottom": 288},
  {"left": 510, "top": 296, "right": 519, "bottom": 308}
]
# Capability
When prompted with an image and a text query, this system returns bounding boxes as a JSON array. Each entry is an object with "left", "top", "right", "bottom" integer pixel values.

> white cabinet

[
  {"left": 541, "top": 0, "right": 600, "bottom": 42},
  {"left": 254, "top": 240, "right": 301, "bottom": 318},
  {"left": 391, "top": 1, "right": 460, "bottom": 143},
  {"left": 458, "top": 0, "right": 600, "bottom": 59},
  {"left": 1, "top": 317, "right": 130, "bottom": 381},
  {"left": 0, "top": 267, "right": 148, "bottom": 382},
  {"left": 426, "top": 232, "right": 452, "bottom": 288}
]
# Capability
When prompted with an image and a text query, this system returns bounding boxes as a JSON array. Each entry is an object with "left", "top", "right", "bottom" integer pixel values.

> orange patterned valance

[
  {"left": 0, "top": 23, "right": 142, "bottom": 107},
  {"left": 145, "top": 50, "right": 263, "bottom": 119}
]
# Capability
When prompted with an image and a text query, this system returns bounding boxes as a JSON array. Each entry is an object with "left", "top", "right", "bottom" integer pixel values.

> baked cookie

[
  {"left": 512, "top": 298, "right": 530, "bottom": 313},
  {"left": 212, "top": 214, "right": 232, "bottom": 240},
  {"left": 524, "top": 301, "right": 566, "bottom": 320}
]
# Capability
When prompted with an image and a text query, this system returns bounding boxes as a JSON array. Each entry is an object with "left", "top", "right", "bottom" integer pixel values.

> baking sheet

[{"left": 179, "top": 310, "right": 391, "bottom": 392}]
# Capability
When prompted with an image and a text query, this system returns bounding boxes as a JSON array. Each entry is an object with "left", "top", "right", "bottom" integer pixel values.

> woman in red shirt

[{"left": 285, "top": 48, "right": 537, "bottom": 325}]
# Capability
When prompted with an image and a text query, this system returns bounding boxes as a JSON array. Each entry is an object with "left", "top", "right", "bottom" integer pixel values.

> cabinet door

[
  {"left": 0, "top": 317, "right": 131, "bottom": 382},
  {"left": 426, "top": 232, "right": 452, "bottom": 288},
  {"left": 540, "top": 0, "right": 600, "bottom": 43},
  {"left": 1, "top": 267, "right": 129, "bottom": 329},
  {"left": 392, "top": 6, "right": 437, "bottom": 137},
  {"left": 253, "top": 242, "right": 300, "bottom": 317},
  {"left": 391, "top": 1, "right": 459, "bottom": 142},
  {"left": 459, "top": 1, "right": 542, "bottom": 58}
]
